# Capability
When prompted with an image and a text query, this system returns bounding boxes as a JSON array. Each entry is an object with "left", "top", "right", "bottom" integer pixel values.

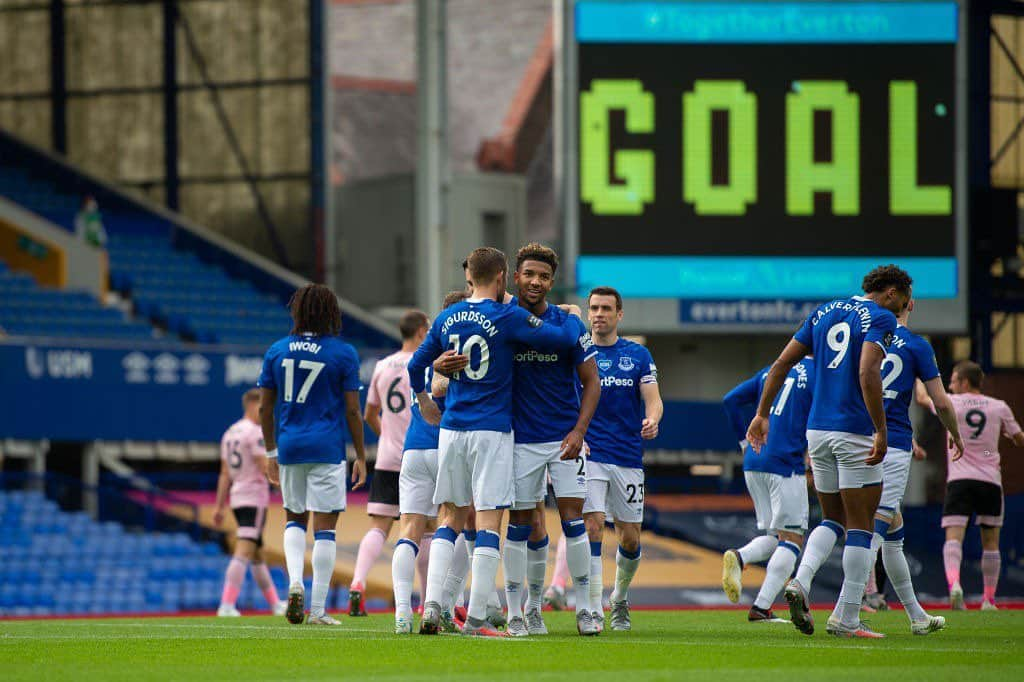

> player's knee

[
  {"left": 584, "top": 514, "right": 604, "bottom": 540},
  {"left": 619, "top": 524, "right": 641, "bottom": 551}
]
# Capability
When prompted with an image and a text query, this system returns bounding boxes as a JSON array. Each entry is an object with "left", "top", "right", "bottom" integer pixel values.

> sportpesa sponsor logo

[
  {"left": 515, "top": 350, "right": 560, "bottom": 363},
  {"left": 601, "top": 375, "right": 634, "bottom": 387}
]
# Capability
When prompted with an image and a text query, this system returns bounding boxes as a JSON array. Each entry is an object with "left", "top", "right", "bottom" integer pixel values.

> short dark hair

[
  {"left": 862, "top": 264, "right": 913, "bottom": 296},
  {"left": 242, "top": 388, "right": 261, "bottom": 410},
  {"left": 953, "top": 360, "right": 984, "bottom": 389},
  {"left": 398, "top": 309, "right": 429, "bottom": 339},
  {"left": 289, "top": 284, "right": 342, "bottom": 336},
  {"left": 515, "top": 242, "right": 559, "bottom": 274},
  {"left": 466, "top": 247, "right": 507, "bottom": 283},
  {"left": 588, "top": 286, "right": 622, "bottom": 311},
  {"left": 442, "top": 290, "right": 469, "bottom": 308}
]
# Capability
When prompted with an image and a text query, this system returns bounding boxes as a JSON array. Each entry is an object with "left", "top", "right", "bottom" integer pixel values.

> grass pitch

[{"left": 1, "top": 609, "right": 1022, "bottom": 681}]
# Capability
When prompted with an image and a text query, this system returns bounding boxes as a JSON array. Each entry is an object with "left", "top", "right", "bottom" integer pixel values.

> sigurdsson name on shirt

[{"left": 441, "top": 310, "right": 501, "bottom": 338}]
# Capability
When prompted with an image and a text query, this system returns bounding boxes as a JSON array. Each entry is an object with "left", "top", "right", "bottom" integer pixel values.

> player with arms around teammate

[
  {"left": 721, "top": 359, "right": 814, "bottom": 621},
  {"left": 584, "top": 287, "right": 663, "bottom": 632},
  {"left": 921, "top": 361, "right": 1024, "bottom": 610},
  {"left": 409, "top": 247, "right": 582, "bottom": 637},
  {"left": 499, "top": 244, "right": 601, "bottom": 637},
  {"left": 258, "top": 284, "right": 368, "bottom": 626},
  {"left": 349, "top": 310, "right": 430, "bottom": 616},
  {"left": 748, "top": 265, "right": 910, "bottom": 639},
  {"left": 214, "top": 388, "right": 286, "bottom": 617}
]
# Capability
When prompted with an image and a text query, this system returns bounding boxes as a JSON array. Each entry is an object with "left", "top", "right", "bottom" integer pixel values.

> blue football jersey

[
  {"left": 722, "top": 360, "right": 815, "bottom": 476},
  {"left": 586, "top": 338, "right": 657, "bottom": 469},
  {"left": 793, "top": 296, "right": 898, "bottom": 436},
  {"left": 883, "top": 326, "right": 940, "bottom": 452},
  {"left": 408, "top": 298, "right": 579, "bottom": 433},
  {"left": 257, "top": 333, "right": 362, "bottom": 466},
  {"left": 513, "top": 305, "right": 596, "bottom": 444},
  {"left": 403, "top": 366, "right": 445, "bottom": 451}
]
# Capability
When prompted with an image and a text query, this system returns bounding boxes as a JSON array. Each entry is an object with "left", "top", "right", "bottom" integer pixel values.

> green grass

[{"left": 1, "top": 610, "right": 1022, "bottom": 681}]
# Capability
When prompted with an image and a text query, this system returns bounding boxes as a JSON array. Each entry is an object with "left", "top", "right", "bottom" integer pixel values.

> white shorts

[
  {"left": 879, "top": 448, "right": 912, "bottom": 515},
  {"left": 744, "top": 470, "right": 809, "bottom": 534},
  {"left": 280, "top": 461, "right": 347, "bottom": 514},
  {"left": 512, "top": 441, "right": 588, "bottom": 510},
  {"left": 434, "top": 429, "right": 514, "bottom": 511},
  {"left": 399, "top": 449, "right": 439, "bottom": 517},
  {"left": 583, "top": 460, "right": 644, "bottom": 524},
  {"left": 806, "top": 430, "right": 883, "bottom": 493}
]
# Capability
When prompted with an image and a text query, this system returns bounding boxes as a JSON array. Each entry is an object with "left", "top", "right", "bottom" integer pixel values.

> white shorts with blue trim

[
  {"left": 280, "top": 461, "right": 347, "bottom": 514},
  {"left": 512, "top": 441, "right": 588, "bottom": 510},
  {"left": 744, "top": 470, "right": 809, "bottom": 534},
  {"left": 434, "top": 429, "right": 514, "bottom": 511},
  {"left": 399, "top": 449, "right": 439, "bottom": 517},
  {"left": 878, "top": 448, "right": 912, "bottom": 516},
  {"left": 583, "top": 460, "right": 644, "bottom": 524},
  {"left": 806, "top": 430, "right": 883, "bottom": 493}
]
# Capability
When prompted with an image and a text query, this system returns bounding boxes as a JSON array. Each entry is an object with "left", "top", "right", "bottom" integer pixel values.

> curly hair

[
  {"left": 862, "top": 264, "right": 913, "bottom": 295},
  {"left": 289, "top": 284, "right": 342, "bottom": 336},
  {"left": 515, "top": 242, "right": 559, "bottom": 274}
]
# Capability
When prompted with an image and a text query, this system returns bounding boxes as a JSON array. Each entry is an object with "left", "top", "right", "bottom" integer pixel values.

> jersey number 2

[{"left": 281, "top": 359, "right": 325, "bottom": 403}]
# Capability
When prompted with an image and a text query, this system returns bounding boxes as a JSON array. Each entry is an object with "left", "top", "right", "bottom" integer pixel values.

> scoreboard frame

[{"left": 555, "top": 0, "right": 968, "bottom": 334}]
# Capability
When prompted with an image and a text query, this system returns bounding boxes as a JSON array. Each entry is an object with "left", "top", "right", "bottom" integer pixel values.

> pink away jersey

[
  {"left": 221, "top": 418, "right": 270, "bottom": 507},
  {"left": 366, "top": 350, "right": 413, "bottom": 472},
  {"left": 946, "top": 393, "right": 1022, "bottom": 487}
]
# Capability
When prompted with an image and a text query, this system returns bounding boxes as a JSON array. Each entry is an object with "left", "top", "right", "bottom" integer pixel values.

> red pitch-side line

[{"left": 4, "top": 601, "right": 1024, "bottom": 621}]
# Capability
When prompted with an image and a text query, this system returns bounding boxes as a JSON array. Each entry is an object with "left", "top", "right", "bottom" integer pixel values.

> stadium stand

[
  {"left": 0, "top": 129, "right": 399, "bottom": 353},
  {"left": 0, "top": 257, "right": 161, "bottom": 342},
  {"left": 0, "top": 484, "right": 363, "bottom": 618}
]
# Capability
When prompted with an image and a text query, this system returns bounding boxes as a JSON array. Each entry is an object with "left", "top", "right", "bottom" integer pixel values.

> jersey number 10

[{"left": 448, "top": 334, "right": 490, "bottom": 380}]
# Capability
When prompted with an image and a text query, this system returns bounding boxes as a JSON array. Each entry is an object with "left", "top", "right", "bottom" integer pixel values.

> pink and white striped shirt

[
  {"left": 946, "top": 392, "right": 1021, "bottom": 487},
  {"left": 220, "top": 418, "right": 269, "bottom": 507}
]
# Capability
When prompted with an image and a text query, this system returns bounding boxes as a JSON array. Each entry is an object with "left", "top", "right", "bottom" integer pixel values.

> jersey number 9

[{"left": 826, "top": 322, "right": 851, "bottom": 369}]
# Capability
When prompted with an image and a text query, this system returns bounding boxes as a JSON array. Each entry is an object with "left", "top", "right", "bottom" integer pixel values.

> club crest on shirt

[
  {"left": 883, "top": 331, "right": 894, "bottom": 347},
  {"left": 527, "top": 314, "right": 543, "bottom": 328},
  {"left": 618, "top": 356, "right": 635, "bottom": 371},
  {"left": 598, "top": 358, "right": 613, "bottom": 372}
]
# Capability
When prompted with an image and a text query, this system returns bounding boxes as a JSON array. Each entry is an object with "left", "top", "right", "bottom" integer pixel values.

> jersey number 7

[{"left": 281, "top": 358, "right": 325, "bottom": 403}]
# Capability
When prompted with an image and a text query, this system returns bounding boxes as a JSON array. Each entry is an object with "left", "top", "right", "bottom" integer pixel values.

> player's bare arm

[
  {"left": 748, "top": 338, "right": 808, "bottom": 451},
  {"left": 562, "top": 357, "right": 600, "bottom": 460},
  {"left": 416, "top": 391, "right": 442, "bottom": 425},
  {"left": 258, "top": 387, "right": 279, "bottom": 485},
  {"left": 344, "top": 390, "right": 368, "bottom": 489},
  {"left": 860, "top": 341, "right": 888, "bottom": 465},
  {"left": 432, "top": 349, "right": 469, "bottom": 377},
  {"left": 922, "top": 376, "right": 964, "bottom": 460},
  {"left": 640, "top": 381, "right": 663, "bottom": 440},
  {"left": 1012, "top": 432, "right": 1024, "bottom": 448},
  {"left": 558, "top": 303, "right": 583, "bottom": 318},
  {"left": 914, "top": 378, "right": 935, "bottom": 412},
  {"left": 213, "top": 459, "right": 230, "bottom": 527},
  {"left": 364, "top": 399, "right": 382, "bottom": 438}
]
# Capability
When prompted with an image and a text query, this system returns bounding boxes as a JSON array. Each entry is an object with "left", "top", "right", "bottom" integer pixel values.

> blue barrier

[{"left": 0, "top": 339, "right": 378, "bottom": 445}]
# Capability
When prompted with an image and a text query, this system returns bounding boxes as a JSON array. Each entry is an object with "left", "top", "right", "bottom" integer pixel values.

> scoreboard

[{"left": 565, "top": 0, "right": 965, "bottom": 332}]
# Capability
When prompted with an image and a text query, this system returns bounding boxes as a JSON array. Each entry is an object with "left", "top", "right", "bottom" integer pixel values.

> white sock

[
  {"left": 425, "top": 527, "right": 457, "bottom": 607},
  {"left": 834, "top": 530, "right": 873, "bottom": 627},
  {"left": 565, "top": 524, "right": 591, "bottom": 615},
  {"left": 441, "top": 532, "right": 470, "bottom": 611},
  {"left": 310, "top": 531, "right": 336, "bottom": 617},
  {"left": 589, "top": 541, "right": 603, "bottom": 613},
  {"left": 754, "top": 540, "right": 800, "bottom": 610},
  {"left": 526, "top": 538, "right": 549, "bottom": 613},
  {"left": 737, "top": 534, "right": 779, "bottom": 566},
  {"left": 794, "top": 520, "right": 844, "bottom": 595},
  {"left": 882, "top": 532, "right": 927, "bottom": 621},
  {"left": 283, "top": 522, "right": 307, "bottom": 587},
  {"left": 503, "top": 525, "right": 530, "bottom": 620},
  {"left": 468, "top": 530, "right": 501, "bottom": 623},
  {"left": 609, "top": 545, "right": 641, "bottom": 603},
  {"left": 392, "top": 538, "right": 417, "bottom": 618}
]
